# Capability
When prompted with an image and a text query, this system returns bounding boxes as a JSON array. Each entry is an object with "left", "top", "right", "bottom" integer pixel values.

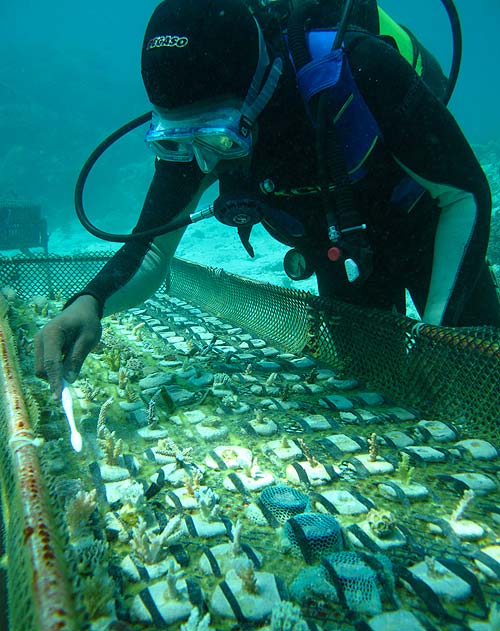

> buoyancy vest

[
  {"left": 291, "top": 29, "right": 382, "bottom": 182},
  {"left": 286, "top": 11, "right": 447, "bottom": 183}
]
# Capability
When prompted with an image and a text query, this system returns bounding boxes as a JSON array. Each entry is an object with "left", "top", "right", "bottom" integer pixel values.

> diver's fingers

[
  {"left": 33, "top": 330, "right": 46, "bottom": 378},
  {"left": 34, "top": 324, "right": 66, "bottom": 399},
  {"left": 62, "top": 328, "right": 100, "bottom": 383}
]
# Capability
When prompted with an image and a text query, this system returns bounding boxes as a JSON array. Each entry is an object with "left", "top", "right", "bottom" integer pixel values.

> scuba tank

[{"left": 74, "top": 0, "right": 462, "bottom": 244}]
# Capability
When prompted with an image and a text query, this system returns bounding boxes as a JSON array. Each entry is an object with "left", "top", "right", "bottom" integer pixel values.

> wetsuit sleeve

[
  {"left": 348, "top": 35, "right": 492, "bottom": 325},
  {"left": 66, "top": 159, "right": 210, "bottom": 317}
]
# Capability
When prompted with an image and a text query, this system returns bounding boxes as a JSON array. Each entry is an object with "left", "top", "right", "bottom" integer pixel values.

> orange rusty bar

[{"left": 0, "top": 311, "right": 78, "bottom": 631}]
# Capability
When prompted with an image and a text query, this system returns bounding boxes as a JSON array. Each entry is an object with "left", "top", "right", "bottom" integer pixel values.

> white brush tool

[{"left": 61, "top": 380, "right": 82, "bottom": 452}]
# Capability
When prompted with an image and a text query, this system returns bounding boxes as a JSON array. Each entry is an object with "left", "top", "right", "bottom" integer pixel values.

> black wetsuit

[{"left": 73, "top": 31, "right": 500, "bottom": 327}]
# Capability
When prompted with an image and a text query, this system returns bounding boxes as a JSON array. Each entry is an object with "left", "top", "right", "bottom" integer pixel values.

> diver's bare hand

[{"left": 34, "top": 295, "right": 102, "bottom": 399}]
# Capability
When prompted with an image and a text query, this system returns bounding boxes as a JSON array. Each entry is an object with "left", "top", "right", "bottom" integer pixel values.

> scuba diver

[{"left": 35, "top": 0, "right": 500, "bottom": 397}]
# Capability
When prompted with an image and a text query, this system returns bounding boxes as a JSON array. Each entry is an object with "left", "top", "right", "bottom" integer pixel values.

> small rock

[
  {"left": 130, "top": 580, "right": 192, "bottom": 625},
  {"left": 416, "top": 420, "right": 456, "bottom": 442},
  {"left": 378, "top": 481, "right": 428, "bottom": 501},
  {"left": 265, "top": 439, "right": 302, "bottom": 461},
  {"left": 292, "top": 383, "right": 323, "bottom": 394},
  {"left": 99, "top": 464, "right": 130, "bottom": 482},
  {"left": 248, "top": 417, "right": 278, "bottom": 436},
  {"left": 181, "top": 515, "right": 227, "bottom": 538},
  {"left": 182, "top": 409, "right": 206, "bottom": 424},
  {"left": 356, "top": 392, "right": 385, "bottom": 406},
  {"left": 285, "top": 461, "right": 335, "bottom": 486},
  {"left": 165, "top": 487, "right": 198, "bottom": 510},
  {"left": 473, "top": 544, "right": 500, "bottom": 579},
  {"left": 324, "top": 434, "right": 362, "bottom": 454},
  {"left": 196, "top": 424, "right": 229, "bottom": 442},
  {"left": 405, "top": 446, "right": 446, "bottom": 462},
  {"left": 382, "top": 430, "right": 414, "bottom": 448},
  {"left": 354, "top": 454, "right": 395, "bottom": 475},
  {"left": 255, "top": 360, "right": 282, "bottom": 372},
  {"left": 138, "top": 372, "right": 174, "bottom": 390},
  {"left": 245, "top": 503, "right": 268, "bottom": 526},
  {"left": 451, "top": 472, "right": 498, "bottom": 495},
  {"left": 199, "top": 543, "right": 262, "bottom": 576},
  {"left": 455, "top": 439, "right": 498, "bottom": 460},
  {"left": 205, "top": 446, "right": 253, "bottom": 470},
  {"left": 368, "top": 610, "right": 426, "bottom": 631},
  {"left": 301, "top": 414, "right": 331, "bottom": 431},
  {"left": 408, "top": 560, "right": 471, "bottom": 602},
  {"left": 280, "top": 373, "right": 301, "bottom": 382},
  {"left": 320, "top": 394, "right": 354, "bottom": 411},
  {"left": 137, "top": 426, "right": 169, "bottom": 440},
  {"left": 105, "top": 479, "right": 144, "bottom": 504},
  {"left": 211, "top": 569, "right": 282, "bottom": 621},
  {"left": 288, "top": 356, "right": 316, "bottom": 369},
  {"left": 314, "top": 489, "right": 369, "bottom": 515},
  {"left": 384, "top": 407, "right": 418, "bottom": 421},
  {"left": 162, "top": 385, "right": 197, "bottom": 406},
  {"left": 428, "top": 519, "right": 485, "bottom": 542},
  {"left": 249, "top": 338, "right": 267, "bottom": 348},
  {"left": 326, "top": 377, "right": 359, "bottom": 390},
  {"left": 189, "top": 372, "right": 213, "bottom": 388},
  {"left": 118, "top": 400, "right": 143, "bottom": 412},
  {"left": 223, "top": 470, "right": 275, "bottom": 492}
]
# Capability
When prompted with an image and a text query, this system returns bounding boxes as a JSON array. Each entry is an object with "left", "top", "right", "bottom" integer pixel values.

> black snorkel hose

[
  {"left": 74, "top": 0, "right": 462, "bottom": 243},
  {"left": 74, "top": 111, "right": 197, "bottom": 243},
  {"left": 440, "top": 0, "right": 462, "bottom": 105}
]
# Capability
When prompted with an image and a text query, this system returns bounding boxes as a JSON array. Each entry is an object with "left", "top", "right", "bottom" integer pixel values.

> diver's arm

[
  {"left": 67, "top": 159, "right": 212, "bottom": 317},
  {"left": 349, "top": 35, "right": 491, "bottom": 325},
  {"left": 36, "top": 160, "right": 212, "bottom": 397}
]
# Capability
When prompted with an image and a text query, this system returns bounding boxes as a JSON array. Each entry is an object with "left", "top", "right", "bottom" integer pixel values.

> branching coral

[
  {"left": 96, "top": 396, "right": 123, "bottom": 464},
  {"left": 296, "top": 438, "right": 319, "bottom": 467},
  {"left": 79, "top": 378, "right": 102, "bottom": 404},
  {"left": 233, "top": 557, "right": 258, "bottom": 594},
  {"left": 181, "top": 608, "right": 214, "bottom": 631},
  {"left": 164, "top": 558, "right": 186, "bottom": 601},
  {"left": 213, "top": 372, "right": 231, "bottom": 390},
  {"left": 79, "top": 569, "right": 115, "bottom": 619},
  {"left": 117, "top": 366, "right": 129, "bottom": 391},
  {"left": 97, "top": 396, "right": 114, "bottom": 434},
  {"left": 267, "top": 601, "right": 309, "bottom": 631},
  {"left": 396, "top": 452, "right": 414, "bottom": 485},
  {"left": 184, "top": 469, "right": 203, "bottom": 497},
  {"left": 124, "top": 355, "right": 144, "bottom": 378},
  {"left": 368, "top": 432, "right": 379, "bottom": 461},
  {"left": 97, "top": 428, "right": 123, "bottom": 465},
  {"left": 131, "top": 515, "right": 183, "bottom": 565},
  {"left": 156, "top": 437, "right": 194, "bottom": 467},
  {"left": 73, "top": 538, "right": 108, "bottom": 576},
  {"left": 195, "top": 486, "right": 221, "bottom": 522},
  {"left": 65, "top": 489, "right": 97, "bottom": 541},
  {"left": 450, "top": 489, "right": 475, "bottom": 523},
  {"left": 231, "top": 520, "right": 243, "bottom": 557},
  {"left": 148, "top": 397, "right": 158, "bottom": 427}
]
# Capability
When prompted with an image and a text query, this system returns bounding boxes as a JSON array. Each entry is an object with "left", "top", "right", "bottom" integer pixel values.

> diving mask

[{"left": 145, "top": 106, "right": 253, "bottom": 173}]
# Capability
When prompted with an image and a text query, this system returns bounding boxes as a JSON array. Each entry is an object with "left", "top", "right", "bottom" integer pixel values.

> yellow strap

[{"left": 378, "top": 6, "right": 423, "bottom": 76}]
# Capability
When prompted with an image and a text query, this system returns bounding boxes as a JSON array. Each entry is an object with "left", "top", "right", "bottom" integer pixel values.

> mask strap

[{"left": 240, "top": 19, "right": 282, "bottom": 128}]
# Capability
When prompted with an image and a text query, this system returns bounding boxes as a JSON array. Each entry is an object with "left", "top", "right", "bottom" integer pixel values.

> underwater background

[
  {"left": 0, "top": 0, "right": 499, "bottom": 285},
  {"left": 1, "top": 3, "right": 500, "bottom": 630}
]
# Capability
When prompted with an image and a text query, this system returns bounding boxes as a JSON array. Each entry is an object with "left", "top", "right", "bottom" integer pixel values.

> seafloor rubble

[{"left": 6, "top": 288, "right": 500, "bottom": 631}]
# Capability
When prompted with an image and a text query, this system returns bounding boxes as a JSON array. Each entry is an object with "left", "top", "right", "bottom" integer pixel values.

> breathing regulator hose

[
  {"left": 74, "top": 0, "right": 462, "bottom": 243},
  {"left": 74, "top": 112, "right": 194, "bottom": 243}
]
